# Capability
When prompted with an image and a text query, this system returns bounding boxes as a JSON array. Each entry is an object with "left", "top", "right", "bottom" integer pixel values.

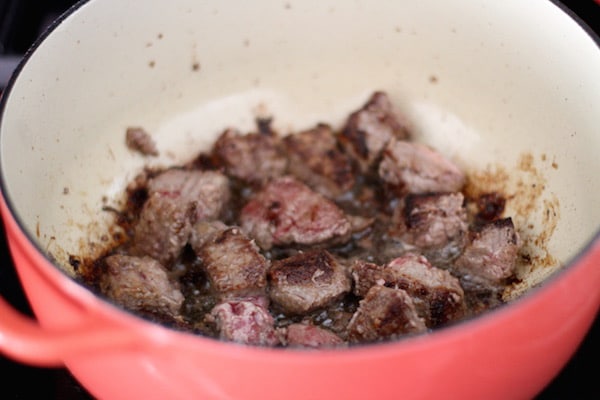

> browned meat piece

[
  {"left": 352, "top": 254, "right": 466, "bottom": 327},
  {"left": 147, "top": 169, "right": 231, "bottom": 222},
  {"left": 283, "top": 123, "right": 355, "bottom": 198},
  {"left": 190, "top": 221, "right": 269, "bottom": 295},
  {"left": 351, "top": 259, "right": 383, "bottom": 297},
  {"left": 188, "top": 219, "right": 229, "bottom": 250},
  {"left": 239, "top": 176, "right": 364, "bottom": 250},
  {"left": 378, "top": 139, "right": 465, "bottom": 194},
  {"left": 126, "top": 127, "right": 159, "bottom": 156},
  {"left": 453, "top": 218, "right": 520, "bottom": 288},
  {"left": 268, "top": 250, "right": 351, "bottom": 314},
  {"left": 213, "top": 128, "right": 288, "bottom": 184},
  {"left": 130, "top": 192, "right": 196, "bottom": 265},
  {"left": 475, "top": 192, "right": 506, "bottom": 222},
  {"left": 283, "top": 323, "right": 345, "bottom": 348},
  {"left": 130, "top": 169, "right": 231, "bottom": 264},
  {"left": 209, "top": 297, "right": 280, "bottom": 346},
  {"left": 393, "top": 192, "right": 468, "bottom": 266},
  {"left": 347, "top": 285, "right": 427, "bottom": 343},
  {"left": 385, "top": 254, "right": 465, "bottom": 327},
  {"left": 100, "top": 255, "right": 183, "bottom": 318},
  {"left": 339, "top": 91, "right": 410, "bottom": 173}
]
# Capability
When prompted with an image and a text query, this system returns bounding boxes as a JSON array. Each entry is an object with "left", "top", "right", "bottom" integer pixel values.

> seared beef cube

[
  {"left": 352, "top": 254, "right": 465, "bottom": 327},
  {"left": 340, "top": 91, "right": 410, "bottom": 173},
  {"left": 284, "top": 323, "right": 345, "bottom": 348},
  {"left": 475, "top": 192, "right": 506, "bottom": 222},
  {"left": 453, "top": 218, "right": 520, "bottom": 289},
  {"left": 347, "top": 285, "right": 427, "bottom": 343},
  {"left": 131, "top": 192, "right": 196, "bottom": 265},
  {"left": 131, "top": 169, "right": 231, "bottom": 264},
  {"left": 189, "top": 220, "right": 229, "bottom": 250},
  {"left": 191, "top": 222, "right": 269, "bottom": 295},
  {"left": 269, "top": 250, "right": 351, "bottom": 314},
  {"left": 126, "top": 127, "right": 159, "bottom": 156},
  {"left": 379, "top": 139, "right": 465, "bottom": 194},
  {"left": 100, "top": 255, "right": 184, "bottom": 318},
  {"left": 395, "top": 192, "right": 468, "bottom": 266},
  {"left": 147, "top": 169, "right": 231, "bottom": 221},
  {"left": 351, "top": 260, "right": 384, "bottom": 297},
  {"left": 283, "top": 123, "right": 355, "bottom": 198},
  {"left": 383, "top": 254, "right": 465, "bottom": 327},
  {"left": 209, "top": 297, "right": 280, "bottom": 346},
  {"left": 213, "top": 128, "right": 287, "bottom": 184},
  {"left": 239, "top": 176, "right": 360, "bottom": 250}
]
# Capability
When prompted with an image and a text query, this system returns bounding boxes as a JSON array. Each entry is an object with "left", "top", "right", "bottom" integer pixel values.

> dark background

[{"left": 1, "top": 0, "right": 598, "bottom": 398}]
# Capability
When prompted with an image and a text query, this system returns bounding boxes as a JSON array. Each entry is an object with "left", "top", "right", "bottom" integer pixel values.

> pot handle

[{"left": 0, "top": 295, "right": 167, "bottom": 367}]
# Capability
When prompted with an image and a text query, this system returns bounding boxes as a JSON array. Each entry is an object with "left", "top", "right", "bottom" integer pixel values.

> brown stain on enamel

[{"left": 464, "top": 152, "right": 560, "bottom": 296}]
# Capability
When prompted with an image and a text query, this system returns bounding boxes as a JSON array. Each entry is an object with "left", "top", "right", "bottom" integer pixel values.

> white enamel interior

[{"left": 1, "top": 0, "right": 599, "bottom": 295}]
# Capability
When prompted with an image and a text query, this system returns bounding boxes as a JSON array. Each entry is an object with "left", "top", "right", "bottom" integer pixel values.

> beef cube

[
  {"left": 453, "top": 218, "right": 520, "bottom": 288},
  {"left": 352, "top": 253, "right": 466, "bottom": 328},
  {"left": 283, "top": 323, "right": 345, "bottom": 348},
  {"left": 131, "top": 169, "right": 231, "bottom": 264},
  {"left": 395, "top": 192, "right": 468, "bottom": 266},
  {"left": 213, "top": 128, "right": 288, "bottom": 184},
  {"left": 239, "top": 176, "right": 359, "bottom": 250},
  {"left": 378, "top": 139, "right": 465, "bottom": 194},
  {"left": 147, "top": 169, "right": 231, "bottom": 221},
  {"left": 340, "top": 91, "right": 410, "bottom": 173},
  {"left": 351, "top": 259, "right": 384, "bottom": 297},
  {"left": 383, "top": 254, "right": 466, "bottom": 327},
  {"left": 130, "top": 192, "right": 196, "bottom": 265},
  {"left": 475, "top": 192, "right": 506, "bottom": 222},
  {"left": 189, "top": 220, "right": 229, "bottom": 250},
  {"left": 268, "top": 250, "right": 351, "bottom": 314},
  {"left": 191, "top": 221, "right": 269, "bottom": 295},
  {"left": 125, "top": 127, "right": 159, "bottom": 156},
  {"left": 347, "top": 285, "right": 427, "bottom": 343},
  {"left": 283, "top": 123, "right": 355, "bottom": 198},
  {"left": 352, "top": 254, "right": 466, "bottom": 327},
  {"left": 100, "top": 255, "right": 184, "bottom": 318},
  {"left": 209, "top": 297, "right": 280, "bottom": 346}
]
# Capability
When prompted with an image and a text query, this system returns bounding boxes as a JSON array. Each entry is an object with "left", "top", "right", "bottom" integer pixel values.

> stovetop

[{"left": 1, "top": 0, "right": 599, "bottom": 398}]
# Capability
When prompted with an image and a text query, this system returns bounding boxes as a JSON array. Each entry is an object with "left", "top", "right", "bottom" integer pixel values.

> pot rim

[{"left": 0, "top": 0, "right": 599, "bottom": 356}]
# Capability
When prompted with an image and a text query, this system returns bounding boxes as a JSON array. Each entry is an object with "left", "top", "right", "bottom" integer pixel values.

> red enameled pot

[{"left": 1, "top": 1, "right": 599, "bottom": 399}]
